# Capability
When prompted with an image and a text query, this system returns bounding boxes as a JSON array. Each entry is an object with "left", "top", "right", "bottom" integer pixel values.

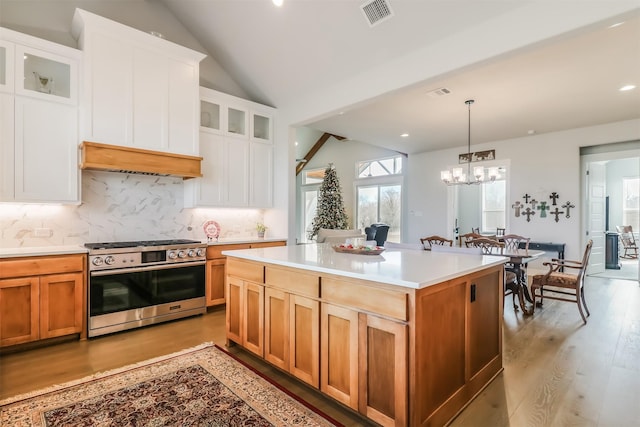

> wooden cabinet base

[{"left": 226, "top": 257, "right": 503, "bottom": 427}]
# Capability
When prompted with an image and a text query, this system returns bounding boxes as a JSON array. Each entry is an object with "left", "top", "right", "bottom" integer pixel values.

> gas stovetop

[{"left": 85, "top": 239, "right": 203, "bottom": 251}]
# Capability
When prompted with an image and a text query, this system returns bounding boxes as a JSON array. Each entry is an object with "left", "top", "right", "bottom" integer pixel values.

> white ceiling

[{"left": 161, "top": 1, "right": 640, "bottom": 156}]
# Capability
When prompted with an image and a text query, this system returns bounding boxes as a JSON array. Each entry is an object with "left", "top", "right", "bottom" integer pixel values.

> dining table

[{"left": 488, "top": 247, "right": 545, "bottom": 314}]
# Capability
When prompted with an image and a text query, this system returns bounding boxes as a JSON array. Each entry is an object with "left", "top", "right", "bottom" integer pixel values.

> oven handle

[{"left": 90, "top": 261, "right": 206, "bottom": 276}]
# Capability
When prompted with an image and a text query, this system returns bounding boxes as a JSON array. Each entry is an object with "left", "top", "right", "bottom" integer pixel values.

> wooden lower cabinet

[
  {"left": 0, "top": 254, "right": 86, "bottom": 347},
  {"left": 206, "top": 241, "right": 285, "bottom": 307},
  {"left": 226, "top": 257, "right": 503, "bottom": 427}
]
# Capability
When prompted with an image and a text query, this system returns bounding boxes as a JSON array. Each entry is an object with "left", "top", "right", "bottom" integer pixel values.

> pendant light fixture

[{"left": 441, "top": 100, "right": 498, "bottom": 185}]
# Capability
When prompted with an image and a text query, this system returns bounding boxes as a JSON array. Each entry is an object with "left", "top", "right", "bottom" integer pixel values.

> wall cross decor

[
  {"left": 512, "top": 201, "right": 522, "bottom": 217},
  {"left": 523, "top": 193, "right": 532, "bottom": 204},
  {"left": 561, "top": 201, "right": 575, "bottom": 218},
  {"left": 537, "top": 201, "right": 550, "bottom": 218},
  {"left": 530, "top": 199, "right": 538, "bottom": 210},
  {"left": 523, "top": 207, "right": 536, "bottom": 222},
  {"left": 550, "top": 207, "right": 565, "bottom": 222},
  {"left": 549, "top": 192, "right": 560, "bottom": 205}
]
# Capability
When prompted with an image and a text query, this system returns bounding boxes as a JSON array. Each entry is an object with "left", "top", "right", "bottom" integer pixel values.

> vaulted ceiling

[{"left": 160, "top": 1, "right": 639, "bottom": 157}]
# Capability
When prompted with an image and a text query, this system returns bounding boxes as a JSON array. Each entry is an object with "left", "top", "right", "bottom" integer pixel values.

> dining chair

[
  {"left": 501, "top": 234, "right": 531, "bottom": 311},
  {"left": 420, "top": 235, "right": 453, "bottom": 250},
  {"left": 529, "top": 240, "right": 593, "bottom": 324},
  {"left": 458, "top": 232, "right": 483, "bottom": 247},
  {"left": 466, "top": 237, "right": 504, "bottom": 254},
  {"left": 496, "top": 228, "right": 506, "bottom": 237},
  {"left": 472, "top": 227, "right": 480, "bottom": 234},
  {"left": 615, "top": 225, "right": 638, "bottom": 258}
]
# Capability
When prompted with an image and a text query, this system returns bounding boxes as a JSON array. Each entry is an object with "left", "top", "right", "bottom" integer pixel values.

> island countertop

[{"left": 222, "top": 243, "right": 507, "bottom": 289}]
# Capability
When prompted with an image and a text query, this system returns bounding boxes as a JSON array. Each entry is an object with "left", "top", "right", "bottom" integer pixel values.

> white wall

[{"left": 408, "top": 119, "right": 640, "bottom": 261}]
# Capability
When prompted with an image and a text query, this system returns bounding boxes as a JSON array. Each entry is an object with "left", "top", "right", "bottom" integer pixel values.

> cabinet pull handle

[{"left": 470, "top": 283, "right": 476, "bottom": 302}]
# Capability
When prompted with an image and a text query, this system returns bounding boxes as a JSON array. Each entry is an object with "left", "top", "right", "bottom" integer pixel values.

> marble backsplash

[{"left": 0, "top": 171, "right": 266, "bottom": 248}]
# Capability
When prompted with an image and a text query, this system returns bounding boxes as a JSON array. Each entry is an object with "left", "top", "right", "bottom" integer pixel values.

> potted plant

[{"left": 256, "top": 222, "right": 267, "bottom": 238}]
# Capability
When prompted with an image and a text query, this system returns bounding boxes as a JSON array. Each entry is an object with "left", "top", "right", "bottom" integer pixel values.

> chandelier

[{"left": 441, "top": 100, "right": 498, "bottom": 185}]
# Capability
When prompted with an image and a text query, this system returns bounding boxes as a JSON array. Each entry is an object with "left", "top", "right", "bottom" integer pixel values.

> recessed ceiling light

[
  {"left": 527, "top": 130, "right": 536, "bottom": 135},
  {"left": 338, "top": 111, "right": 345, "bottom": 115},
  {"left": 272, "top": 0, "right": 283, "bottom": 6},
  {"left": 620, "top": 84, "right": 636, "bottom": 91},
  {"left": 400, "top": 133, "right": 409, "bottom": 138},
  {"left": 608, "top": 22, "right": 624, "bottom": 28},
  {"left": 294, "top": 141, "right": 298, "bottom": 146}
]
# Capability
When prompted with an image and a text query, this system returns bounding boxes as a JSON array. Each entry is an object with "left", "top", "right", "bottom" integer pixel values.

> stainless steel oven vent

[{"left": 361, "top": 0, "right": 394, "bottom": 27}]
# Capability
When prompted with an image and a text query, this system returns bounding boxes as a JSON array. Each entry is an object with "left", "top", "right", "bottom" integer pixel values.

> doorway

[{"left": 581, "top": 142, "right": 639, "bottom": 282}]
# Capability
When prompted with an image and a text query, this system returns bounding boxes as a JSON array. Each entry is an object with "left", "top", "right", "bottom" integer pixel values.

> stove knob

[
  {"left": 104, "top": 256, "right": 115, "bottom": 265},
  {"left": 196, "top": 248, "right": 205, "bottom": 257},
  {"left": 168, "top": 251, "right": 178, "bottom": 259},
  {"left": 178, "top": 250, "right": 186, "bottom": 258},
  {"left": 92, "top": 257, "right": 103, "bottom": 266},
  {"left": 188, "top": 250, "right": 196, "bottom": 257}
]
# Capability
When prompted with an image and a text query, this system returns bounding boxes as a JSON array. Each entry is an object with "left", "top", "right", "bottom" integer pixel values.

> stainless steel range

[{"left": 85, "top": 239, "right": 207, "bottom": 337}]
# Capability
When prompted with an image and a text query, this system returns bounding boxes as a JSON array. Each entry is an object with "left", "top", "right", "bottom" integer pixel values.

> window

[
  {"left": 357, "top": 156, "right": 402, "bottom": 178},
  {"left": 356, "top": 184, "right": 402, "bottom": 241},
  {"left": 622, "top": 177, "right": 639, "bottom": 229},
  {"left": 481, "top": 180, "right": 506, "bottom": 232},
  {"left": 299, "top": 168, "right": 325, "bottom": 243}
]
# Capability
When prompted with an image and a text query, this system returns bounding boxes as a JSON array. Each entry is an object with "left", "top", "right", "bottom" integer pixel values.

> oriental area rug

[{"left": 0, "top": 343, "right": 342, "bottom": 427}]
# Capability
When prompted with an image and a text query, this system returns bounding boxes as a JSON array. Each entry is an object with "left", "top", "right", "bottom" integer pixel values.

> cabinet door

[
  {"left": 205, "top": 258, "right": 226, "bottom": 306},
  {"left": 264, "top": 287, "right": 289, "bottom": 370},
  {"left": 468, "top": 269, "right": 502, "bottom": 384},
  {"left": 0, "top": 277, "right": 39, "bottom": 346},
  {"left": 226, "top": 103, "right": 248, "bottom": 138},
  {"left": 184, "top": 131, "right": 224, "bottom": 207},
  {"left": 225, "top": 137, "right": 249, "bottom": 206},
  {"left": 226, "top": 276, "right": 243, "bottom": 345},
  {"left": 14, "top": 96, "right": 78, "bottom": 202},
  {"left": 39, "top": 272, "right": 83, "bottom": 339},
  {"left": 0, "top": 92, "right": 14, "bottom": 200},
  {"left": 243, "top": 281, "right": 264, "bottom": 357},
  {"left": 250, "top": 109, "right": 272, "bottom": 143},
  {"left": 359, "top": 313, "right": 408, "bottom": 427},
  {"left": 321, "top": 303, "right": 359, "bottom": 409},
  {"left": 249, "top": 141, "right": 273, "bottom": 208},
  {"left": 15, "top": 44, "right": 77, "bottom": 104},
  {"left": 289, "top": 294, "right": 319, "bottom": 388}
]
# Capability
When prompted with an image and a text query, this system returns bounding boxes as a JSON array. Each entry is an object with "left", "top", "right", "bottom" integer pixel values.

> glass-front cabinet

[
  {"left": 200, "top": 99, "right": 221, "bottom": 133},
  {"left": 226, "top": 104, "right": 248, "bottom": 137},
  {"left": 251, "top": 111, "right": 272, "bottom": 142},
  {"left": 15, "top": 45, "right": 76, "bottom": 104},
  {"left": 0, "top": 40, "right": 14, "bottom": 93}
]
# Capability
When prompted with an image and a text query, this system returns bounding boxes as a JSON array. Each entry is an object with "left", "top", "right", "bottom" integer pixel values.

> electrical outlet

[{"left": 34, "top": 228, "right": 52, "bottom": 237}]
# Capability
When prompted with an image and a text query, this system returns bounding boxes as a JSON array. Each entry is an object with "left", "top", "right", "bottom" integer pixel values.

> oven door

[{"left": 88, "top": 262, "right": 205, "bottom": 336}]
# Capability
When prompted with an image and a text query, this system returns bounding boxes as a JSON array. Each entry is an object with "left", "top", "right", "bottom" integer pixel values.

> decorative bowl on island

[{"left": 332, "top": 243, "right": 385, "bottom": 255}]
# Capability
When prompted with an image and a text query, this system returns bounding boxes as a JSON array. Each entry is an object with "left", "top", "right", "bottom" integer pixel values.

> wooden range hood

[{"left": 80, "top": 141, "right": 202, "bottom": 180}]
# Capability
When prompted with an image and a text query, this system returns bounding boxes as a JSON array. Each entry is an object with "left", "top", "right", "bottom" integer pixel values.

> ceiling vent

[
  {"left": 427, "top": 87, "right": 452, "bottom": 98},
  {"left": 361, "top": 0, "right": 394, "bottom": 27}
]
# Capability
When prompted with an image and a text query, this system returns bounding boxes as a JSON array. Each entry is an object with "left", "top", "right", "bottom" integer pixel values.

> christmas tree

[{"left": 309, "top": 164, "right": 349, "bottom": 239}]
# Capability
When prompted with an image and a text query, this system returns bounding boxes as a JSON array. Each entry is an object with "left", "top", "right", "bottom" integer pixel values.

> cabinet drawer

[
  {"left": 250, "top": 241, "right": 286, "bottom": 249},
  {"left": 227, "top": 258, "right": 263, "bottom": 283},
  {"left": 207, "top": 244, "right": 251, "bottom": 260},
  {"left": 322, "top": 277, "right": 408, "bottom": 321},
  {"left": 265, "top": 266, "right": 319, "bottom": 298},
  {"left": 0, "top": 254, "right": 85, "bottom": 279}
]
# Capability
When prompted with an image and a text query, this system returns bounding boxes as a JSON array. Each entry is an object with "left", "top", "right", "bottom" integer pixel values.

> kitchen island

[{"left": 223, "top": 243, "right": 507, "bottom": 427}]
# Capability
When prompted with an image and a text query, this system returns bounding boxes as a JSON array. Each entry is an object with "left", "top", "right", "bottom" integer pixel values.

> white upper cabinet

[
  {"left": 71, "top": 9, "right": 206, "bottom": 156},
  {"left": 0, "top": 27, "right": 80, "bottom": 203},
  {"left": 184, "top": 87, "right": 275, "bottom": 208}
]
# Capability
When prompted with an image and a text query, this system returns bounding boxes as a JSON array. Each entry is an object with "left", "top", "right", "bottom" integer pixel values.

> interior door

[{"left": 587, "top": 162, "right": 606, "bottom": 274}]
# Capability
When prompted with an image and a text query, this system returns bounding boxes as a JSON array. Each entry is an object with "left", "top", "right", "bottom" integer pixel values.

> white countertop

[
  {"left": 222, "top": 243, "right": 507, "bottom": 289},
  {"left": 205, "top": 237, "right": 287, "bottom": 245},
  {"left": 0, "top": 245, "right": 88, "bottom": 258}
]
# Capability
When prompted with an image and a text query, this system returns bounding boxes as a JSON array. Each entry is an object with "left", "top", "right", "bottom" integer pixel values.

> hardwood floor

[{"left": 1, "top": 276, "right": 639, "bottom": 426}]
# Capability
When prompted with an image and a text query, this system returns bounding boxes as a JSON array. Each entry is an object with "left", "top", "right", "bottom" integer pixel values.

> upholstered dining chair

[
  {"left": 615, "top": 225, "right": 638, "bottom": 259},
  {"left": 529, "top": 240, "right": 593, "bottom": 324},
  {"left": 420, "top": 235, "right": 453, "bottom": 250}
]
